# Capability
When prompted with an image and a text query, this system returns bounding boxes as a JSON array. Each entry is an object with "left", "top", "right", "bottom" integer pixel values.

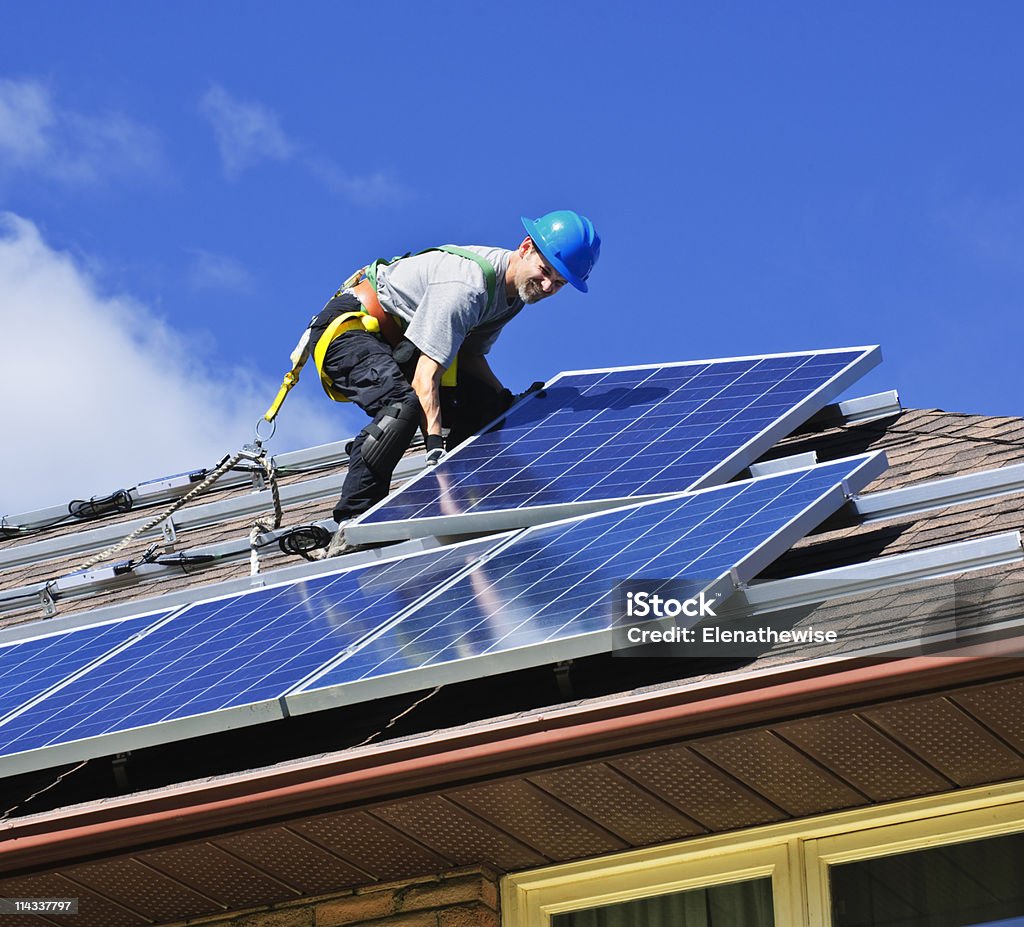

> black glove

[
  {"left": 425, "top": 434, "right": 445, "bottom": 466},
  {"left": 514, "top": 381, "right": 546, "bottom": 404}
]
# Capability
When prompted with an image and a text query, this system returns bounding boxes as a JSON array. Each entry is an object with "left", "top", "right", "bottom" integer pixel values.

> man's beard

[{"left": 518, "top": 279, "right": 545, "bottom": 303}]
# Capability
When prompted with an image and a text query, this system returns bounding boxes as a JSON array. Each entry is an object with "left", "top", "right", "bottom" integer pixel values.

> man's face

[{"left": 516, "top": 240, "right": 568, "bottom": 304}]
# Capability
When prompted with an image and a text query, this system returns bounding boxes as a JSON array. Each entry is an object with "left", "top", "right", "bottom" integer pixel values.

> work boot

[
  {"left": 324, "top": 521, "right": 377, "bottom": 559},
  {"left": 325, "top": 524, "right": 353, "bottom": 559},
  {"left": 306, "top": 520, "right": 349, "bottom": 560}
]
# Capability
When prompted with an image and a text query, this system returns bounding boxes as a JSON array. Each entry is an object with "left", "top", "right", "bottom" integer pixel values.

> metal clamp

[{"left": 40, "top": 584, "right": 57, "bottom": 618}]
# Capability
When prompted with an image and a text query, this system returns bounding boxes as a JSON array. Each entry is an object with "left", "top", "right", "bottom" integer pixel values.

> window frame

[
  {"left": 804, "top": 792, "right": 1024, "bottom": 927},
  {"left": 502, "top": 780, "right": 1024, "bottom": 927}
]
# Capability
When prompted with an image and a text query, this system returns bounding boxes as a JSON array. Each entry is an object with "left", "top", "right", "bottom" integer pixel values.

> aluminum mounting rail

[
  {"left": 719, "top": 531, "right": 1024, "bottom": 618},
  {"left": 796, "top": 389, "right": 902, "bottom": 431},
  {"left": 0, "top": 453, "right": 429, "bottom": 574},
  {"left": 851, "top": 461, "right": 1024, "bottom": 523},
  {"left": 0, "top": 531, "right": 451, "bottom": 638},
  {"left": 9, "top": 459, "right": 1024, "bottom": 618},
  {"left": 0, "top": 439, "right": 361, "bottom": 531}
]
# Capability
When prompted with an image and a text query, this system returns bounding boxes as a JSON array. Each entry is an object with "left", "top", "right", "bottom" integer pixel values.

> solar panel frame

[
  {"left": 0, "top": 453, "right": 885, "bottom": 778},
  {"left": 345, "top": 347, "right": 881, "bottom": 544},
  {"left": 288, "top": 451, "right": 887, "bottom": 715},
  {"left": 0, "top": 607, "right": 175, "bottom": 727},
  {"left": 0, "top": 536, "right": 506, "bottom": 777}
]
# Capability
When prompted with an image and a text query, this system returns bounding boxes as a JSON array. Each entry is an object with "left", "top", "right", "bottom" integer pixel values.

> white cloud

[
  {"left": 304, "top": 156, "right": 410, "bottom": 207},
  {"left": 0, "top": 213, "right": 358, "bottom": 515},
  {"left": 199, "top": 84, "right": 295, "bottom": 180},
  {"left": 187, "top": 249, "right": 256, "bottom": 294},
  {"left": 0, "top": 79, "right": 52, "bottom": 163},
  {"left": 198, "top": 84, "right": 408, "bottom": 205},
  {"left": 0, "top": 78, "right": 163, "bottom": 185}
]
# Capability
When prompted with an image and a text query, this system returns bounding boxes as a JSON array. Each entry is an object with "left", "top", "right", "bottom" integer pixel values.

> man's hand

[
  {"left": 425, "top": 434, "right": 445, "bottom": 466},
  {"left": 514, "top": 381, "right": 546, "bottom": 404}
]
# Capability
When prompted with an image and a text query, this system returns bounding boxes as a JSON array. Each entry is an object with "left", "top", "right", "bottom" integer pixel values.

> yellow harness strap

[
  {"left": 264, "top": 326, "right": 313, "bottom": 423},
  {"left": 441, "top": 355, "right": 458, "bottom": 387},
  {"left": 264, "top": 369, "right": 300, "bottom": 422},
  {"left": 265, "top": 262, "right": 459, "bottom": 421},
  {"left": 313, "top": 311, "right": 381, "bottom": 402},
  {"left": 318, "top": 269, "right": 458, "bottom": 397}
]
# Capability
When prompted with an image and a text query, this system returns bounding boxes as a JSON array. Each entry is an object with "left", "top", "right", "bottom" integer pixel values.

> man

[{"left": 308, "top": 210, "right": 600, "bottom": 554}]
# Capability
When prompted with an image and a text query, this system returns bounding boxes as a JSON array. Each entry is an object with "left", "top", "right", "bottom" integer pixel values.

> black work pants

[
  {"left": 315, "top": 293, "right": 513, "bottom": 522},
  {"left": 322, "top": 330, "right": 418, "bottom": 522},
  {"left": 441, "top": 376, "right": 514, "bottom": 450}
]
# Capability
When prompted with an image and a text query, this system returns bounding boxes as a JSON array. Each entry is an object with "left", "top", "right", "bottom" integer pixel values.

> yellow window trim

[{"left": 502, "top": 779, "right": 1024, "bottom": 927}]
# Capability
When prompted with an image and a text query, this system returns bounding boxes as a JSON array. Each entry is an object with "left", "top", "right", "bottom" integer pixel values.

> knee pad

[{"left": 360, "top": 398, "right": 420, "bottom": 477}]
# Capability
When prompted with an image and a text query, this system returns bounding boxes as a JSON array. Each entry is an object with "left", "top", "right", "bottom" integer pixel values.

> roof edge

[{"left": 2, "top": 645, "right": 1022, "bottom": 874}]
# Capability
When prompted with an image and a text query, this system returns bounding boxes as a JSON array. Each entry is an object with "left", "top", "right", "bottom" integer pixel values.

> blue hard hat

[{"left": 520, "top": 210, "right": 601, "bottom": 293}]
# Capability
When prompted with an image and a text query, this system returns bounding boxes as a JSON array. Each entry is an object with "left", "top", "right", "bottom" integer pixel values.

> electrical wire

[
  {"left": 277, "top": 525, "right": 332, "bottom": 559},
  {"left": 68, "top": 490, "right": 134, "bottom": 520},
  {"left": 1, "top": 759, "right": 90, "bottom": 822},
  {"left": 0, "top": 435, "right": 403, "bottom": 545},
  {"left": 353, "top": 686, "right": 444, "bottom": 748},
  {"left": 0, "top": 511, "right": 80, "bottom": 544},
  {"left": 153, "top": 552, "right": 219, "bottom": 568},
  {"left": 61, "top": 451, "right": 249, "bottom": 582}
]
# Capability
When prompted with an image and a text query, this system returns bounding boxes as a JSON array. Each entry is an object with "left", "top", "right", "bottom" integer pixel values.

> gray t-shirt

[{"left": 375, "top": 246, "right": 524, "bottom": 368}]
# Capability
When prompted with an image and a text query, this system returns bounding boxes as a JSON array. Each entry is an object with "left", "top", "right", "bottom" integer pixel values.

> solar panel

[
  {"left": 290, "top": 452, "right": 887, "bottom": 712},
  {"left": 346, "top": 347, "right": 880, "bottom": 544},
  {"left": 0, "top": 538, "right": 499, "bottom": 775},
  {"left": 0, "top": 610, "right": 172, "bottom": 726}
]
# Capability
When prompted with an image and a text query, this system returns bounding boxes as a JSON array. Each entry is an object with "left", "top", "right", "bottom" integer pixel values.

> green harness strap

[{"left": 365, "top": 245, "right": 498, "bottom": 313}]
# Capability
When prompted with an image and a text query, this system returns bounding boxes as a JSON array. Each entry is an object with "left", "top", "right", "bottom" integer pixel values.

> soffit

[{"left": 2, "top": 673, "right": 1023, "bottom": 927}]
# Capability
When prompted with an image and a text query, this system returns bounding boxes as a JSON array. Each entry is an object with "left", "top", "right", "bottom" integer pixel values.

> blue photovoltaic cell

[
  {"left": 0, "top": 539, "right": 495, "bottom": 760},
  {"left": 304, "top": 456, "right": 879, "bottom": 692},
  {"left": 0, "top": 611, "right": 169, "bottom": 723},
  {"left": 359, "top": 349, "right": 876, "bottom": 527}
]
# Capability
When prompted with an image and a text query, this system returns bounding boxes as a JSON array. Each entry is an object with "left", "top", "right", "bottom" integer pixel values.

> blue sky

[{"left": 2, "top": 1, "right": 1022, "bottom": 513}]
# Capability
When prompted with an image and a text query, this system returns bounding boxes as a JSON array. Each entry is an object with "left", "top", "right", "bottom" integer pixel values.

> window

[
  {"left": 504, "top": 782, "right": 1024, "bottom": 927},
  {"left": 807, "top": 789, "right": 1024, "bottom": 927},
  {"left": 830, "top": 832, "right": 1024, "bottom": 927}
]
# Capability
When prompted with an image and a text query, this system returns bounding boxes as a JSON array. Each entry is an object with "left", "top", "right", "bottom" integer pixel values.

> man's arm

[
  {"left": 411, "top": 352, "right": 444, "bottom": 435},
  {"left": 456, "top": 351, "right": 505, "bottom": 393},
  {"left": 411, "top": 353, "right": 445, "bottom": 462}
]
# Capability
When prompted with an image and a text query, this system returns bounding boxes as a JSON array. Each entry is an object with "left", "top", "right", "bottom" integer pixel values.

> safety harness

[{"left": 263, "top": 246, "right": 498, "bottom": 422}]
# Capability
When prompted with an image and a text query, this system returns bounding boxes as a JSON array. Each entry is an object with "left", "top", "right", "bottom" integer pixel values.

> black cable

[
  {"left": 277, "top": 524, "right": 332, "bottom": 560},
  {"left": 0, "top": 511, "right": 80, "bottom": 543},
  {"left": 152, "top": 552, "right": 219, "bottom": 572},
  {"left": 273, "top": 462, "right": 341, "bottom": 476},
  {"left": 0, "top": 518, "right": 24, "bottom": 540},
  {"left": 68, "top": 490, "right": 134, "bottom": 521},
  {"left": 126, "top": 543, "right": 163, "bottom": 571},
  {"left": 2, "top": 441, "right": 398, "bottom": 544}
]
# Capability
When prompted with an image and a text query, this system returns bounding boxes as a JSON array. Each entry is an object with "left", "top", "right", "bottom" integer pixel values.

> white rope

[
  {"left": 48, "top": 444, "right": 285, "bottom": 611},
  {"left": 66, "top": 449, "right": 249, "bottom": 577}
]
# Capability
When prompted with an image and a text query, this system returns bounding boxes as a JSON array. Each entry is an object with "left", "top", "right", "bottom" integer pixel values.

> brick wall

[{"left": 186, "top": 868, "right": 500, "bottom": 927}]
